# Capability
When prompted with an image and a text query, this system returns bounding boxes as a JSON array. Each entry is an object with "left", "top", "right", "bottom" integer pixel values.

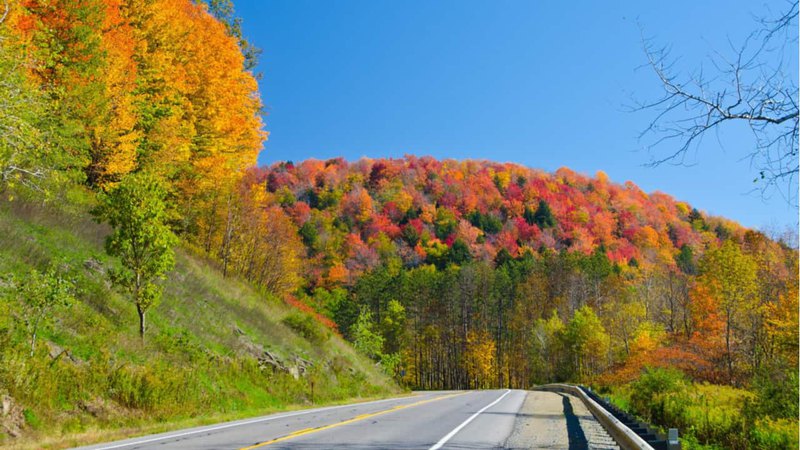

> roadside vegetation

[
  {"left": 602, "top": 367, "right": 798, "bottom": 449},
  {"left": 0, "top": 197, "right": 397, "bottom": 449}
]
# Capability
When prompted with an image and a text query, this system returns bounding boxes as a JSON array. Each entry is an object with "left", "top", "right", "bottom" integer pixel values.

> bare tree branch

[{"left": 631, "top": 1, "right": 799, "bottom": 206}]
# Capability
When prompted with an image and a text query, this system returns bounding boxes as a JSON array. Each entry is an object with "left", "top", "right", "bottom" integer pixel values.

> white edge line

[
  {"left": 428, "top": 389, "right": 512, "bottom": 450},
  {"left": 87, "top": 395, "right": 418, "bottom": 450}
]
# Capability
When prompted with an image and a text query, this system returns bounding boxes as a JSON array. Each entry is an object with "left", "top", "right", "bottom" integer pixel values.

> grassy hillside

[{"left": 0, "top": 198, "right": 399, "bottom": 449}]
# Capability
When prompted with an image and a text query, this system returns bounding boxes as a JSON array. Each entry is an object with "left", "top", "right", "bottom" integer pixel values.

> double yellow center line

[{"left": 240, "top": 392, "right": 467, "bottom": 449}]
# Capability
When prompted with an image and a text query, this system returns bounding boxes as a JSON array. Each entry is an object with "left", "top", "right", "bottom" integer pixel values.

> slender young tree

[
  {"left": 8, "top": 263, "right": 75, "bottom": 356},
  {"left": 94, "top": 173, "right": 177, "bottom": 340}
]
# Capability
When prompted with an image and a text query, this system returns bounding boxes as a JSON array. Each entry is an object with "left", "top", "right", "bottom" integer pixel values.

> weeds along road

[{"left": 76, "top": 389, "right": 617, "bottom": 449}]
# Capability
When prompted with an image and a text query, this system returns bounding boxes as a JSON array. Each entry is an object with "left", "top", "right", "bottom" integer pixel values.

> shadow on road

[{"left": 560, "top": 394, "right": 588, "bottom": 450}]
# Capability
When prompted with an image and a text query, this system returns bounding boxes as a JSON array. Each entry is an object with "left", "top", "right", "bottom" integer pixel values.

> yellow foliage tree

[{"left": 464, "top": 330, "right": 496, "bottom": 389}]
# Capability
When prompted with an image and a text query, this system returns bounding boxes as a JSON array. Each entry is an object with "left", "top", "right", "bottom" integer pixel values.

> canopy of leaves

[{"left": 93, "top": 173, "right": 178, "bottom": 336}]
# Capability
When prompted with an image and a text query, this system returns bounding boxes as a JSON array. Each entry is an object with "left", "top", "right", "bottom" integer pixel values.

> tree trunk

[
  {"left": 725, "top": 307, "right": 733, "bottom": 384},
  {"left": 138, "top": 304, "right": 146, "bottom": 341},
  {"left": 30, "top": 330, "right": 37, "bottom": 357}
]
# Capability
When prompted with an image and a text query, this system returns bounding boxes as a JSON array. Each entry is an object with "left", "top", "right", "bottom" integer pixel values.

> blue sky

[{"left": 234, "top": 0, "right": 797, "bottom": 231}]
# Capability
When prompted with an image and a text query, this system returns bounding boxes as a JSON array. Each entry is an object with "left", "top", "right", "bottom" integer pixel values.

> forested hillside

[
  {"left": 251, "top": 157, "right": 797, "bottom": 387},
  {"left": 0, "top": 1, "right": 397, "bottom": 447},
  {"left": 245, "top": 157, "right": 798, "bottom": 447},
  {"left": 1, "top": 0, "right": 797, "bottom": 447}
]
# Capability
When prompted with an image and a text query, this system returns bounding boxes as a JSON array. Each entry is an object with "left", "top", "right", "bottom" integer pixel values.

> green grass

[{"left": 0, "top": 198, "right": 400, "bottom": 449}]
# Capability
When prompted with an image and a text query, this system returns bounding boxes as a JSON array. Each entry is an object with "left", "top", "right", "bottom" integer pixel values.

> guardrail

[{"left": 534, "top": 384, "right": 680, "bottom": 450}]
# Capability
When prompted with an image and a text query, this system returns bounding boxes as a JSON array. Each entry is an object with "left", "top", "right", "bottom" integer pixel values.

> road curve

[{"left": 74, "top": 389, "right": 616, "bottom": 449}]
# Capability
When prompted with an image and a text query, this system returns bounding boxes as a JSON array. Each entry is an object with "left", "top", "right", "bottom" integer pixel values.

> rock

[
  {"left": 0, "top": 394, "right": 24, "bottom": 438},
  {"left": 238, "top": 336, "right": 264, "bottom": 359},
  {"left": 280, "top": 356, "right": 315, "bottom": 379},
  {"left": 46, "top": 342, "right": 83, "bottom": 366},
  {"left": 258, "top": 350, "right": 288, "bottom": 373},
  {"left": 48, "top": 342, "right": 66, "bottom": 360},
  {"left": 79, "top": 397, "right": 121, "bottom": 421},
  {"left": 84, "top": 258, "right": 104, "bottom": 274}
]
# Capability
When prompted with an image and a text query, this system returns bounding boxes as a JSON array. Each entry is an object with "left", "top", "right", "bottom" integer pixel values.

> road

[{"left": 76, "top": 390, "right": 617, "bottom": 450}]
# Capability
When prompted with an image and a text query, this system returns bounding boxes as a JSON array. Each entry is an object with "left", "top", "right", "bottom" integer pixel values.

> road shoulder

[{"left": 504, "top": 390, "right": 569, "bottom": 449}]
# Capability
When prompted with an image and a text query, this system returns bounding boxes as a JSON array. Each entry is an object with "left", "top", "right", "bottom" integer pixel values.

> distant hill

[
  {"left": 256, "top": 156, "right": 744, "bottom": 286},
  {"left": 252, "top": 156, "right": 796, "bottom": 400}
]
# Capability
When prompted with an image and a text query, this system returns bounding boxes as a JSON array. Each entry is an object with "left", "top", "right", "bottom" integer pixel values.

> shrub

[
  {"left": 629, "top": 367, "right": 688, "bottom": 423},
  {"left": 750, "top": 361, "right": 799, "bottom": 420},
  {"left": 751, "top": 418, "right": 799, "bottom": 450},
  {"left": 281, "top": 312, "right": 329, "bottom": 345}
]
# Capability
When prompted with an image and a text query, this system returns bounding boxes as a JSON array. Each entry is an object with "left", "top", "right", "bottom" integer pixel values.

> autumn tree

[
  {"left": 764, "top": 280, "right": 799, "bottom": 366},
  {"left": 603, "top": 296, "right": 646, "bottom": 357},
  {"left": 16, "top": 0, "right": 140, "bottom": 187},
  {"left": 93, "top": 173, "right": 178, "bottom": 339},
  {"left": 255, "top": 156, "right": 797, "bottom": 391},
  {"left": 699, "top": 240, "right": 758, "bottom": 383},
  {"left": 464, "top": 330, "right": 496, "bottom": 389},
  {"left": 227, "top": 193, "right": 303, "bottom": 296},
  {"left": 200, "top": 0, "right": 261, "bottom": 72},
  {"left": 0, "top": 3, "right": 77, "bottom": 197}
]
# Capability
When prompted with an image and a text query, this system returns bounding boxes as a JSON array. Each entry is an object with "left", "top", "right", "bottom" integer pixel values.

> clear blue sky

[{"left": 234, "top": 0, "right": 798, "bottom": 231}]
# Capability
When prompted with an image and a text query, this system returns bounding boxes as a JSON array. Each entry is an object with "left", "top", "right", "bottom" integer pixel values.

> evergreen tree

[
  {"left": 533, "top": 200, "right": 556, "bottom": 229},
  {"left": 675, "top": 244, "right": 697, "bottom": 275}
]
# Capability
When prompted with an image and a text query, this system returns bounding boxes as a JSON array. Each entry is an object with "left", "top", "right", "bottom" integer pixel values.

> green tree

[
  {"left": 564, "top": 305, "right": 610, "bottom": 380},
  {"left": 93, "top": 173, "right": 178, "bottom": 339},
  {"left": 402, "top": 224, "right": 420, "bottom": 246},
  {"left": 675, "top": 244, "right": 697, "bottom": 275},
  {"left": 532, "top": 200, "right": 556, "bottom": 229},
  {"left": 449, "top": 239, "right": 472, "bottom": 266},
  {"left": 468, "top": 211, "right": 502, "bottom": 234},
  {"left": 6, "top": 263, "right": 75, "bottom": 356},
  {"left": 532, "top": 310, "right": 567, "bottom": 382},
  {"left": 352, "top": 308, "right": 384, "bottom": 360},
  {"left": 494, "top": 248, "right": 513, "bottom": 267},
  {"left": 299, "top": 221, "right": 319, "bottom": 248},
  {"left": 381, "top": 299, "right": 406, "bottom": 355},
  {"left": 434, "top": 208, "right": 458, "bottom": 239}
]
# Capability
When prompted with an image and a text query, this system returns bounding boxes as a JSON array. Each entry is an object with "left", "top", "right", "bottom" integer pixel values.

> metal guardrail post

[{"left": 667, "top": 429, "right": 680, "bottom": 450}]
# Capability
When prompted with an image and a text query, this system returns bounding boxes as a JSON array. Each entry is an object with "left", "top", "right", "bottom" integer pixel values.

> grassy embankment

[{"left": 0, "top": 196, "right": 400, "bottom": 449}]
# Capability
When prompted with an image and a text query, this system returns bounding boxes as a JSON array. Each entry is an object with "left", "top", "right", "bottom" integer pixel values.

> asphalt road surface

[{"left": 76, "top": 389, "right": 615, "bottom": 450}]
